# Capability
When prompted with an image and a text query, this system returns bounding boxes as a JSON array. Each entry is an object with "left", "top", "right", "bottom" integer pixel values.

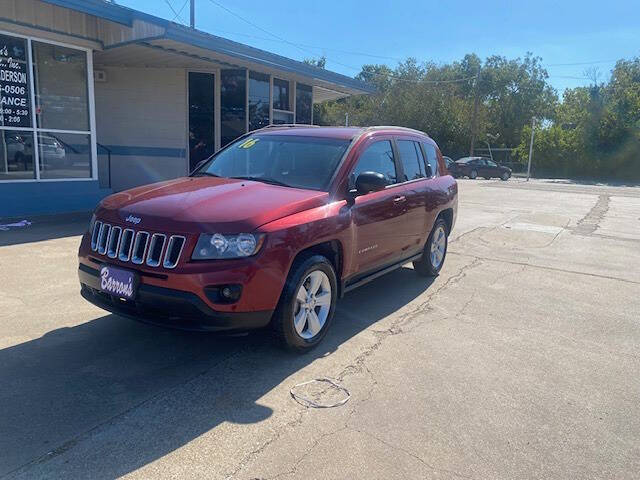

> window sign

[
  {"left": 0, "top": 32, "right": 94, "bottom": 182},
  {"left": 0, "top": 34, "right": 31, "bottom": 128}
]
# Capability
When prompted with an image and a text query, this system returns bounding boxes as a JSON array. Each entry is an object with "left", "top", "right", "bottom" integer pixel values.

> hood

[{"left": 97, "top": 177, "right": 328, "bottom": 233}]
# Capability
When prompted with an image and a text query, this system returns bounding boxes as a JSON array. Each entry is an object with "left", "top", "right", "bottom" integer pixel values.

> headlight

[{"left": 192, "top": 233, "right": 265, "bottom": 259}]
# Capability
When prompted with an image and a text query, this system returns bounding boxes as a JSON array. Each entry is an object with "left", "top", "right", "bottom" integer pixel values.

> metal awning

[{"left": 44, "top": 0, "right": 375, "bottom": 101}]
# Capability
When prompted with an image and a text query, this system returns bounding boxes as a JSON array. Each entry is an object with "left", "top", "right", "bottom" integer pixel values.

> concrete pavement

[{"left": 1, "top": 179, "right": 639, "bottom": 479}]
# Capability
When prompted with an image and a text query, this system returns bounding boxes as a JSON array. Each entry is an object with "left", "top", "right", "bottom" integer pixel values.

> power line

[
  {"left": 547, "top": 59, "right": 617, "bottom": 67},
  {"left": 549, "top": 75, "right": 591, "bottom": 80},
  {"left": 172, "top": 0, "right": 190, "bottom": 23},
  {"left": 171, "top": 3, "right": 621, "bottom": 83},
  {"left": 205, "top": 28, "right": 404, "bottom": 62},
  {"left": 205, "top": 0, "right": 474, "bottom": 85},
  {"left": 205, "top": 0, "right": 313, "bottom": 59},
  {"left": 164, "top": 0, "right": 188, "bottom": 25}
]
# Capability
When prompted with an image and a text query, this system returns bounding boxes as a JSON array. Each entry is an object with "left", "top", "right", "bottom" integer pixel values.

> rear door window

[
  {"left": 396, "top": 140, "right": 425, "bottom": 181},
  {"left": 422, "top": 143, "right": 439, "bottom": 177}
]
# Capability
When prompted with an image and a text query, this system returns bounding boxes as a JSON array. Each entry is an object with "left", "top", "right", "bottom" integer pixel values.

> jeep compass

[{"left": 78, "top": 126, "right": 458, "bottom": 352}]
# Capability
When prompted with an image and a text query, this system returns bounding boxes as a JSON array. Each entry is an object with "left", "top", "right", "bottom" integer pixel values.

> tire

[
  {"left": 413, "top": 218, "right": 449, "bottom": 277},
  {"left": 501, "top": 172, "right": 511, "bottom": 181},
  {"left": 469, "top": 170, "right": 478, "bottom": 179},
  {"left": 271, "top": 254, "right": 338, "bottom": 353}
]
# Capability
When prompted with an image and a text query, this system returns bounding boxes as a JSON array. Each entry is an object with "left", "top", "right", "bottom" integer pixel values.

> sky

[{"left": 117, "top": 0, "right": 640, "bottom": 95}]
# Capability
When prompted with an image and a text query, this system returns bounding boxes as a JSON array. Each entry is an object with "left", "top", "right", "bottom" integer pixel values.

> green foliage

[
  {"left": 315, "top": 53, "right": 640, "bottom": 180},
  {"left": 314, "top": 53, "right": 557, "bottom": 160},
  {"left": 514, "top": 58, "right": 640, "bottom": 180}
]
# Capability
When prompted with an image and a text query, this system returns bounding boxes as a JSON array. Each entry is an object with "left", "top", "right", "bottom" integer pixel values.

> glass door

[{"left": 188, "top": 72, "right": 215, "bottom": 171}]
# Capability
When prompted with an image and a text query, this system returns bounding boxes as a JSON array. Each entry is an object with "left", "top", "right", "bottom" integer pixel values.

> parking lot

[{"left": 1, "top": 178, "right": 639, "bottom": 479}]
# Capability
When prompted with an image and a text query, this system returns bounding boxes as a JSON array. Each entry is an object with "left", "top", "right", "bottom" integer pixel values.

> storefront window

[
  {"left": 32, "top": 42, "right": 89, "bottom": 131},
  {"left": 296, "top": 83, "right": 312, "bottom": 124},
  {"left": 273, "top": 78, "right": 290, "bottom": 111},
  {"left": 0, "top": 33, "right": 94, "bottom": 182},
  {"left": 221, "top": 69, "right": 247, "bottom": 147},
  {"left": 273, "top": 110, "right": 294, "bottom": 124},
  {"left": 249, "top": 71, "right": 270, "bottom": 131},
  {"left": 188, "top": 72, "right": 215, "bottom": 170},
  {"left": 0, "top": 131, "right": 34, "bottom": 180},
  {"left": 38, "top": 132, "right": 91, "bottom": 179}
]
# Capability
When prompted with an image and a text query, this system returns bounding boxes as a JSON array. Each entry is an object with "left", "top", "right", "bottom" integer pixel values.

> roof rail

[
  {"left": 258, "top": 124, "right": 321, "bottom": 130},
  {"left": 364, "top": 125, "right": 429, "bottom": 136}
]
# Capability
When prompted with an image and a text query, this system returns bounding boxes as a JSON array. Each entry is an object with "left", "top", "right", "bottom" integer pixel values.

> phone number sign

[{"left": 0, "top": 34, "right": 32, "bottom": 128}]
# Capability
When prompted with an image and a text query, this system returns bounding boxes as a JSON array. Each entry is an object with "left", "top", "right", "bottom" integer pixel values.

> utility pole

[
  {"left": 345, "top": 112, "right": 349, "bottom": 127},
  {"left": 469, "top": 65, "right": 481, "bottom": 157},
  {"left": 190, "top": 0, "right": 195, "bottom": 28},
  {"left": 526, "top": 117, "right": 536, "bottom": 181},
  {"left": 485, "top": 140, "right": 493, "bottom": 162}
]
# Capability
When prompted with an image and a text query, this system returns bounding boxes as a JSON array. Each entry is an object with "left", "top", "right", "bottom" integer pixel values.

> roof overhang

[{"left": 42, "top": 0, "right": 375, "bottom": 99}]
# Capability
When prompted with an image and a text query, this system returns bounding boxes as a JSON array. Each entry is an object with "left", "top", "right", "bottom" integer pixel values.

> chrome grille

[
  {"left": 91, "top": 221, "right": 102, "bottom": 250},
  {"left": 131, "top": 231, "right": 149, "bottom": 265},
  {"left": 97, "top": 224, "right": 111, "bottom": 255},
  {"left": 107, "top": 226, "right": 122, "bottom": 258},
  {"left": 163, "top": 236, "right": 186, "bottom": 269},
  {"left": 146, "top": 233, "right": 166, "bottom": 267},
  {"left": 90, "top": 222, "right": 186, "bottom": 269},
  {"left": 118, "top": 229, "right": 134, "bottom": 262}
]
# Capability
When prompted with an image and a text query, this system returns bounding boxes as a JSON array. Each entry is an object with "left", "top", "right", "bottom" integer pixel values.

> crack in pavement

[
  {"left": 336, "top": 258, "right": 483, "bottom": 381},
  {"left": 265, "top": 426, "right": 350, "bottom": 480},
  {"left": 572, "top": 194, "right": 610, "bottom": 235},
  {"left": 234, "top": 258, "right": 484, "bottom": 480},
  {"left": 448, "top": 251, "right": 640, "bottom": 286},
  {"left": 349, "top": 427, "right": 475, "bottom": 480},
  {"left": 238, "top": 258, "right": 484, "bottom": 480}
]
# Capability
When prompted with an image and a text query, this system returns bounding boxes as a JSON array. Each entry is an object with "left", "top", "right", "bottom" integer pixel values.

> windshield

[{"left": 193, "top": 135, "right": 350, "bottom": 191}]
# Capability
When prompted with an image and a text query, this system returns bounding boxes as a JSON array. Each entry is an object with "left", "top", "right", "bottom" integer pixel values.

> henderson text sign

[{"left": 0, "top": 34, "right": 32, "bottom": 128}]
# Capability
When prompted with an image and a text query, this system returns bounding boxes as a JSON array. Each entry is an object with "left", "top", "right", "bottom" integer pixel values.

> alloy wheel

[
  {"left": 293, "top": 270, "right": 332, "bottom": 339},
  {"left": 430, "top": 225, "right": 447, "bottom": 269}
]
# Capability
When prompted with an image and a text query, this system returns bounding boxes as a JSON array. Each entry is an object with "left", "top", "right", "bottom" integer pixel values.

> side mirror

[{"left": 355, "top": 171, "right": 387, "bottom": 194}]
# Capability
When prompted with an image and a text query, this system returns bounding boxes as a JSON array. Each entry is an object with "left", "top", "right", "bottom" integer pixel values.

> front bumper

[{"left": 79, "top": 264, "right": 273, "bottom": 332}]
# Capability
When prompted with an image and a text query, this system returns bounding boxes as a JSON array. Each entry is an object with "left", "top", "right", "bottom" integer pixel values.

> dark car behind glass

[{"left": 450, "top": 156, "right": 511, "bottom": 180}]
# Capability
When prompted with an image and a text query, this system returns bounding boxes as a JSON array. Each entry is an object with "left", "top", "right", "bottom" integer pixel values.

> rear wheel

[
  {"left": 469, "top": 169, "right": 478, "bottom": 179},
  {"left": 413, "top": 218, "right": 448, "bottom": 277},
  {"left": 271, "top": 254, "right": 337, "bottom": 352}
]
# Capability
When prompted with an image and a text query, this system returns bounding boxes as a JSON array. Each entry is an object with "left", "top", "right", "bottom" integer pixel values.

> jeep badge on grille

[{"left": 125, "top": 215, "right": 141, "bottom": 224}]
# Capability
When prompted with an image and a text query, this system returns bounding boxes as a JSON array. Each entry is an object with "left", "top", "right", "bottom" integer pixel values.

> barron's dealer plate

[{"left": 99, "top": 264, "right": 138, "bottom": 300}]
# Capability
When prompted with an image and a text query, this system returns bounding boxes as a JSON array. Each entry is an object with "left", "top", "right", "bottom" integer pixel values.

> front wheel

[
  {"left": 271, "top": 254, "right": 337, "bottom": 352},
  {"left": 413, "top": 218, "right": 448, "bottom": 277},
  {"left": 501, "top": 172, "right": 511, "bottom": 181},
  {"left": 469, "top": 169, "right": 478, "bottom": 179}
]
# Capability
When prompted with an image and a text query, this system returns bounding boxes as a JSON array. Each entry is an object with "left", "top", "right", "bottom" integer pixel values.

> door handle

[{"left": 393, "top": 195, "right": 406, "bottom": 203}]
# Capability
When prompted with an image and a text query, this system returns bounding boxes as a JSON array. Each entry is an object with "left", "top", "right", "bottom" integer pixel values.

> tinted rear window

[{"left": 397, "top": 140, "right": 425, "bottom": 181}]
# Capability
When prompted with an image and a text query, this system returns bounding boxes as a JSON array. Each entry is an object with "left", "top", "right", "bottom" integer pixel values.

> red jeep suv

[{"left": 78, "top": 126, "right": 457, "bottom": 351}]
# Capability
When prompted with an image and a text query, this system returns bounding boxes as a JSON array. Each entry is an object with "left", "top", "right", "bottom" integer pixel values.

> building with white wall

[{"left": 0, "top": 0, "right": 373, "bottom": 216}]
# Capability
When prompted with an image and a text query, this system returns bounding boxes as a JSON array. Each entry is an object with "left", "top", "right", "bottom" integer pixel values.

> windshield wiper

[
  {"left": 231, "top": 176, "right": 291, "bottom": 188},
  {"left": 191, "top": 172, "right": 220, "bottom": 178}
]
